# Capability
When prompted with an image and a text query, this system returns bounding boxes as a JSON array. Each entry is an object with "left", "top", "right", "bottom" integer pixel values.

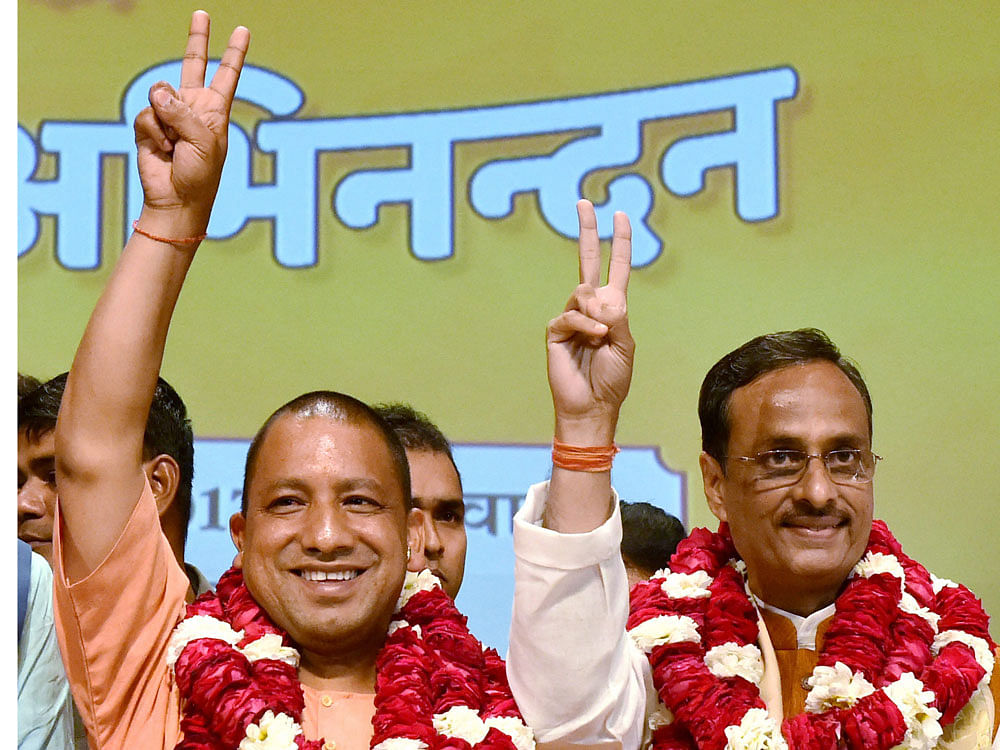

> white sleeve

[{"left": 507, "top": 481, "right": 656, "bottom": 750}]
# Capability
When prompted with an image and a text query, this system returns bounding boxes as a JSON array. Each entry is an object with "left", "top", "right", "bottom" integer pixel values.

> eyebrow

[
  {"left": 413, "top": 495, "right": 465, "bottom": 507},
  {"left": 29, "top": 455, "right": 56, "bottom": 472},
  {"left": 261, "top": 477, "right": 387, "bottom": 494},
  {"left": 761, "top": 432, "right": 868, "bottom": 449}
]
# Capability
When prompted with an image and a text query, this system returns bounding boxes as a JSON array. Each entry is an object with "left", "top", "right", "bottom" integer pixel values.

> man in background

[
  {"left": 18, "top": 372, "right": 210, "bottom": 596},
  {"left": 619, "top": 500, "right": 684, "bottom": 588},
  {"left": 375, "top": 402, "right": 466, "bottom": 599}
]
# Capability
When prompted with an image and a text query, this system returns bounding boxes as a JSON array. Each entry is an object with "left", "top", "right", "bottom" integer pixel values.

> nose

[
  {"left": 18, "top": 480, "right": 49, "bottom": 524},
  {"left": 793, "top": 455, "right": 838, "bottom": 508},
  {"left": 423, "top": 517, "right": 444, "bottom": 561},
  {"left": 300, "top": 503, "right": 354, "bottom": 555}
]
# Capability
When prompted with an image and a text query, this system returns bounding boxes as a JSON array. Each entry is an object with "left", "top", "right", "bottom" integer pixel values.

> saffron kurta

[{"left": 52, "top": 480, "right": 375, "bottom": 750}]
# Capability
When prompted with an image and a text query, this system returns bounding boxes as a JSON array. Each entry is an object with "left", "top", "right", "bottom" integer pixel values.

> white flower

[
  {"left": 899, "top": 593, "right": 940, "bottom": 633},
  {"left": 387, "top": 620, "right": 422, "bottom": 638},
  {"left": 396, "top": 569, "right": 441, "bottom": 610},
  {"left": 932, "top": 631, "right": 995, "bottom": 688},
  {"left": 705, "top": 643, "right": 764, "bottom": 685},
  {"left": 166, "top": 614, "right": 243, "bottom": 668},
  {"left": 647, "top": 702, "right": 674, "bottom": 731},
  {"left": 728, "top": 559, "right": 748, "bottom": 577},
  {"left": 804, "top": 662, "right": 875, "bottom": 712},
  {"left": 853, "top": 552, "right": 905, "bottom": 588},
  {"left": 433, "top": 706, "right": 488, "bottom": 745},
  {"left": 660, "top": 570, "right": 713, "bottom": 600},
  {"left": 240, "top": 633, "right": 300, "bottom": 667},
  {"left": 238, "top": 711, "right": 302, "bottom": 750},
  {"left": 372, "top": 739, "right": 429, "bottom": 750},
  {"left": 883, "top": 673, "right": 943, "bottom": 750},
  {"left": 627, "top": 615, "right": 700, "bottom": 653},
  {"left": 650, "top": 568, "right": 671, "bottom": 580},
  {"left": 723, "top": 708, "right": 788, "bottom": 750},
  {"left": 484, "top": 716, "right": 535, "bottom": 750},
  {"left": 930, "top": 575, "right": 958, "bottom": 595}
]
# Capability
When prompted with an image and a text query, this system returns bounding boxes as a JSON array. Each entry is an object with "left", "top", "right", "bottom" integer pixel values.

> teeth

[{"left": 301, "top": 570, "right": 359, "bottom": 582}]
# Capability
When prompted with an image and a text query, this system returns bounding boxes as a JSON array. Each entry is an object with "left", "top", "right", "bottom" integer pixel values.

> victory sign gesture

[
  {"left": 543, "top": 200, "right": 635, "bottom": 532},
  {"left": 133, "top": 11, "right": 249, "bottom": 238},
  {"left": 57, "top": 11, "right": 250, "bottom": 579},
  {"left": 547, "top": 200, "right": 635, "bottom": 445}
]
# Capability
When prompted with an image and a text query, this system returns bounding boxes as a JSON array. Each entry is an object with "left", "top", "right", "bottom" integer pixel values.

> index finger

[
  {"left": 577, "top": 199, "right": 601, "bottom": 287},
  {"left": 208, "top": 25, "right": 251, "bottom": 106},
  {"left": 179, "top": 11, "right": 210, "bottom": 90},
  {"left": 606, "top": 211, "right": 632, "bottom": 292}
]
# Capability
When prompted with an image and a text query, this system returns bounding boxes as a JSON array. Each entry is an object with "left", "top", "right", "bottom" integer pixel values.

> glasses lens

[{"left": 752, "top": 449, "right": 877, "bottom": 487}]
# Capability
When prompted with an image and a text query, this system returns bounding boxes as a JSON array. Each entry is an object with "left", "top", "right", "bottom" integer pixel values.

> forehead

[
  {"left": 405, "top": 449, "right": 462, "bottom": 499},
  {"left": 18, "top": 428, "right": 55, "bottom": 462},
  {"left": 250, "top": 414, "right": 404, "bottom": 501},
  {"left": 726, "top": 361, "right": 870, "bottom": 451}
]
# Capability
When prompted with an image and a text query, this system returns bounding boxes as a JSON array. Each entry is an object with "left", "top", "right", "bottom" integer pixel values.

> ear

[
  {"left": 144, "top": 454, "right": 181, "bottom": 517},
  {"left": 700, "top": 451, "right": 729, "bottom": 523},
  {"left": 406, "top": 508, "right": 427, "bottom": 573},
  {"left": 229, "top": 512, "right": 246, "bottom": 568}
]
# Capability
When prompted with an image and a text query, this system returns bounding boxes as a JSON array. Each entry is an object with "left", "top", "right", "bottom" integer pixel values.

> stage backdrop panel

[{"left": 18, "top": 1, "right": 1000, "bottom": 640}]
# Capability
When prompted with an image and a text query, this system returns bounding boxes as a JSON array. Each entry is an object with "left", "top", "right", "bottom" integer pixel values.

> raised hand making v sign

[
  {"left": 57, "top": 12, "right": 249, "bottom": 583},
  {"left": 543, "top": 200, "right": 636, "bottom": 532},
  {"left": 52, "top": 16, "right": 251, "bottom": 748}
]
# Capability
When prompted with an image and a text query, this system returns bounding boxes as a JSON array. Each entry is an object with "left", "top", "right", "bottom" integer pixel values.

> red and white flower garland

[
  {"left": 627, "top": 520, "right": 995, "bottom": 750},
  {"left": 168, "top": 567, "right": 534, "bottom": 750}
]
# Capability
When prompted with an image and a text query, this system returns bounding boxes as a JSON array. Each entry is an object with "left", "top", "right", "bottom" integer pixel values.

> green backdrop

[{"left": 18, "top": 1, "right": 1000, "bottom": 626}]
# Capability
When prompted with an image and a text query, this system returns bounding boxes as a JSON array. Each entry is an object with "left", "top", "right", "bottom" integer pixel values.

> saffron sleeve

[
  {"left": 52, "top": 480, "right": 188, "bottom": 750},
  {"left": 508, "top": 481, "right": 657, "bottom": 750}
]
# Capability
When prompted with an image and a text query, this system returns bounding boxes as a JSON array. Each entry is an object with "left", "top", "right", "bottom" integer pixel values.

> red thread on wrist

[
  {"left": 132, "top": 220, "right": 207, "bottom": 246},
  {"left": 552, "top": 438, "right": 619, "bottom": 472}
]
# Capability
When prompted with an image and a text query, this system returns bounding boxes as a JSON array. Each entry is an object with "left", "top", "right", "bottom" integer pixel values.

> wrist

[
  {"left": 553, "top": 412, "right": 619, "bottom": 445},
  {"left": 136, "top": 205, "right": 211, "bottom": 242}
]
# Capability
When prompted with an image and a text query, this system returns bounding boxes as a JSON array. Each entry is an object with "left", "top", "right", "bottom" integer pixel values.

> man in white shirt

[{"left": 507, "top": 202, "right": 999, "bottom": 749}]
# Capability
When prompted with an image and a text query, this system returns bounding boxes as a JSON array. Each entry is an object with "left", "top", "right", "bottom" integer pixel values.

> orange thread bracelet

[
  {"left": 552, "top": 438, "right": 620, "bottom": 472},
  {"left": 132, "top": 220, "right": 207, "bottom": 246}
]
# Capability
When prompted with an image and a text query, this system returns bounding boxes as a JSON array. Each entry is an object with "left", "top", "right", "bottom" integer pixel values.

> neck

[
  {"left": 298, "top": 647, "right": 378, "bottom": 693},
  {"left": 747, "top": 576, "right": 842, "bottom": 618}
]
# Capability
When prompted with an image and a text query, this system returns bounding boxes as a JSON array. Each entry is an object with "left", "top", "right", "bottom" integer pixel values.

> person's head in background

[
  {"left": 620, "top": 500, "right": 685, "bottom": 588},
  {"left": 18, "top": 372, "right": 195, "bottom": 567},
  {"left": 374, "top": 402, "right": 466, "bottom": 599}
]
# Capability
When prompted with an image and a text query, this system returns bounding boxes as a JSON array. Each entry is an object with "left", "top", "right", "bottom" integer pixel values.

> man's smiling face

[
  {"left": 231, "top": 414, "right": 411, "bottom": 657},
  {"left": 701, "top": 360, "right": 874, "bottom": 613}
]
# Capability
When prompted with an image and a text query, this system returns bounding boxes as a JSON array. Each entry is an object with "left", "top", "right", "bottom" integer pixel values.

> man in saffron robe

[
  {"left": 507, "top": 204, "right": 1000, "bottom": 749},
  {"left": 51, "top": 13, "right": 529, "bottom": 750}
]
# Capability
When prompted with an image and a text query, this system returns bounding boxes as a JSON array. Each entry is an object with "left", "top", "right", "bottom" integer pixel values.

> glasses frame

[{"left": 724, "top": 449, "right": 882, "bottom": 488}]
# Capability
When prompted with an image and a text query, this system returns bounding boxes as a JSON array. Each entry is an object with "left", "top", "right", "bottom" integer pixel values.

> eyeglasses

[{"left": 725, "top": 449, "right": 881, "bottom": 488}]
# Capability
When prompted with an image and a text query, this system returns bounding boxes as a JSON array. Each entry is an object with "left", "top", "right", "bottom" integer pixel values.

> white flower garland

[
  {"left": 627, "top": 614, "right": 700, "bottom": 653},
  {"left": 170, "top": 570, "right": 534, "bottom": 750},
  {"left": 723, "top": 708, "right": 788, "bottom": 750},
  {"left": 632, "top": 546, "right": 995, "bottom": 750}
]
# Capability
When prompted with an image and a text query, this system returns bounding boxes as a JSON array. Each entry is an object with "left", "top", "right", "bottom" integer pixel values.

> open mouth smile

[{"left": 296, "top": 569, "right": 363, "bottom": 582}]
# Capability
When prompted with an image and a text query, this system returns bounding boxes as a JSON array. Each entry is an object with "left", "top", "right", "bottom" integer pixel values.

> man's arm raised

[
  {"left": 508, "top": 202, "right": 652, "bottom": 750},
  {"left": 55, "top": 12, "right": 249, "bottom": 582},
  {"left": 543, "top": 200, "right": 634, "bottom": 532}
]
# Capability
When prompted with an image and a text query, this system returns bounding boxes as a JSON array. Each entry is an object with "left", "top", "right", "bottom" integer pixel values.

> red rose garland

[
  {"left": 628, "top": 520, "right": 995, "bottom": 750},
  {"left": 169, "top": 567, "right": 533, "bottom": 750}
]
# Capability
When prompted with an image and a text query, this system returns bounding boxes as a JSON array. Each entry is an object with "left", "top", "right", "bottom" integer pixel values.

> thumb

[{"left": 148, "top": 83, "right": 213, "bottom": 152}]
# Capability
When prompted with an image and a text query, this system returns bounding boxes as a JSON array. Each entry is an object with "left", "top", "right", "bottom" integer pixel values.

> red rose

[
  {"left": 476, "top": 726, "right": 518, "bottom": 750},
  {"left": 922, "top": 642, "right": 985, "bottom": 725}
]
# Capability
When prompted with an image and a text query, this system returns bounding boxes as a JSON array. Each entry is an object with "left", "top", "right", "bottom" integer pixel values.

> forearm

[
  {"left": 509, "top": 482, "right": 652, "bottom": 749},
  {"left": 56, "top": 207, "right": 201, "bottom": 575}
]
